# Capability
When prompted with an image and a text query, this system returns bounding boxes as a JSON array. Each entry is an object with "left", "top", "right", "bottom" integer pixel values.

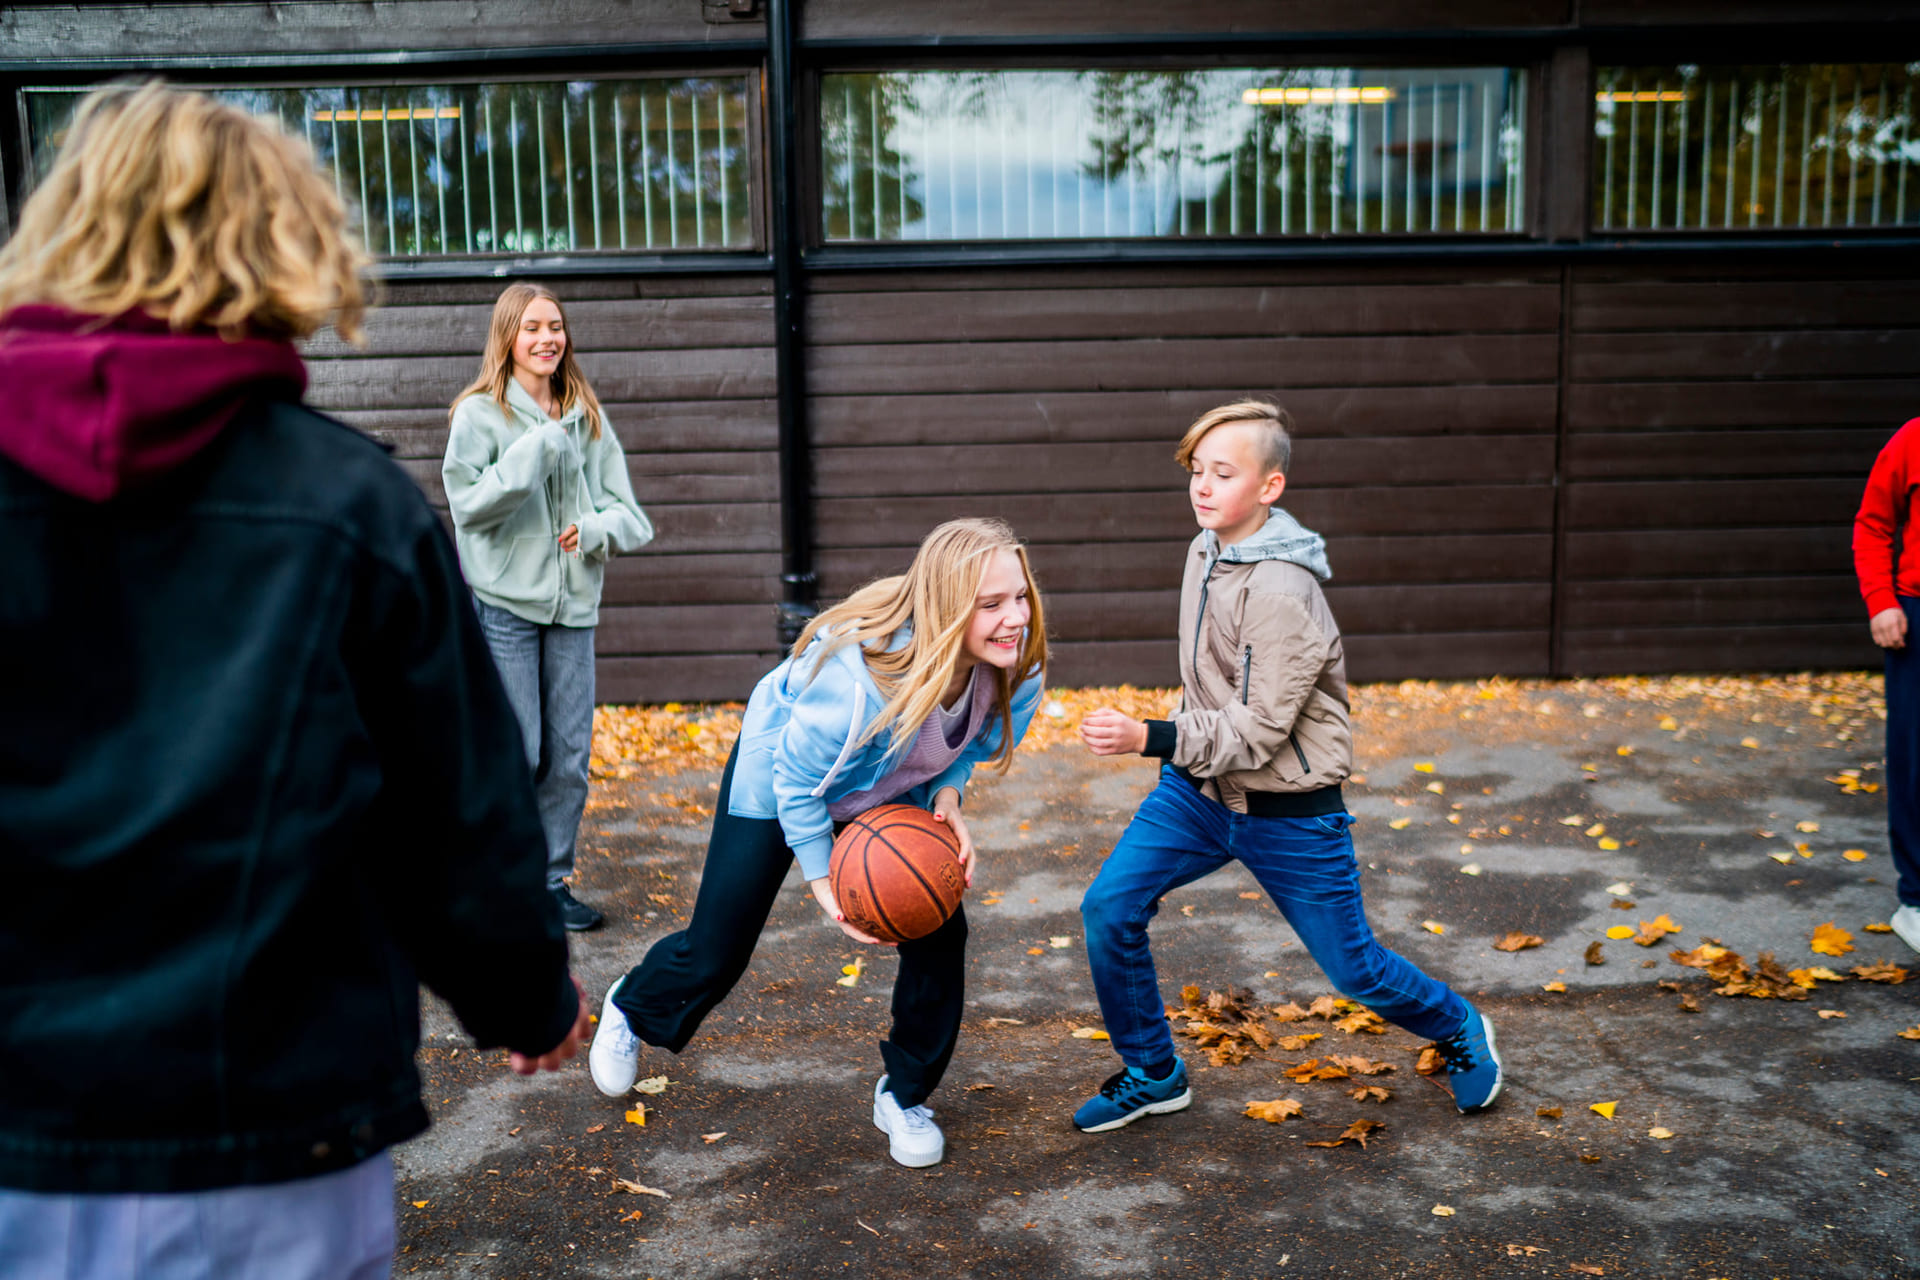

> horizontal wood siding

[
  {"left": 807, "top": 264, "right": 1562, "bottom": 686},
  {"left": 301, "top": 276, "right": 783, "bottom": 703},
  {"left": 1558, "top": 263, "right": 1910, "bottom": 675}
]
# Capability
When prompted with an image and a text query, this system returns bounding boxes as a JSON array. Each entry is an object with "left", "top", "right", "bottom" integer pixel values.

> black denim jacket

[{"left": 0, "top": 402, "right": 575, "bottom": 1193}]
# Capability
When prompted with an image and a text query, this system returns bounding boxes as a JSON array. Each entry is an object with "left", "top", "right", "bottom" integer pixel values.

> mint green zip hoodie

[{"left": 443, "top": 378, "right": 653, "bottom": 627}]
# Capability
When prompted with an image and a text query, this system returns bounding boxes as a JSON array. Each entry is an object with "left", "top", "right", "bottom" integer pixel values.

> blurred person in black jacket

[{"left": 0, "top": 82, "right": 588, "bottom": 1280}]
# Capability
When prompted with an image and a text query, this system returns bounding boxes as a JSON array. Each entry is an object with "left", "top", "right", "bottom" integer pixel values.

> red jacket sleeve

[{"left": 1854, "top": 419, "right": 1920, "bottom": 618}]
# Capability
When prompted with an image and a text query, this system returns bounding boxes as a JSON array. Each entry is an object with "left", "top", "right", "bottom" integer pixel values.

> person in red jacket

[{"left": 1852, "top": 416, "right": 1920, "bottom": 955}]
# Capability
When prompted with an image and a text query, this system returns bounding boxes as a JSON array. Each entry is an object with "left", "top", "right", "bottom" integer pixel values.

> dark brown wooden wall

[
  {"left": 1559, "top": 262, "right": 1911, "bottom": 675},
  {"left": 805, "top": 264, "right": 1564, "bottom": 687},
  {"left": 300, "top": 276, "right": 785, "bottom": 703}
]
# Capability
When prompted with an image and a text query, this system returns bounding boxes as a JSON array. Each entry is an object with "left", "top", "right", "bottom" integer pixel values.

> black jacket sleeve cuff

[{"left": 1142, "top": 719, "right": 1177, "bottom": 758}]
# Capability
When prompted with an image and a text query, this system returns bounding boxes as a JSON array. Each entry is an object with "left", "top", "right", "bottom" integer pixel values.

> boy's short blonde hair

[
  {"left": 1174, "top": 399, "right": 1293, "bottom": 477},
  {"left": 0, "top": 81, "right": 368, "bottom": 342}
]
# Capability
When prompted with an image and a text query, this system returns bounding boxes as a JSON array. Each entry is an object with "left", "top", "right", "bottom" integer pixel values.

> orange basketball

[{"left": 829, "top": 804, "right": 966, "bottom": 944}]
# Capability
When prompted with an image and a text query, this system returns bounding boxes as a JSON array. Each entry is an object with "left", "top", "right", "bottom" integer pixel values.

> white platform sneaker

[
  {"left": 588, "top": 977, "right": 642, "bottom": 1097},
  {"left": 1891, "top": 904, "right": 1920, "bottom": 955},
  {"left": 872, "top": 1075, "right": 944, "bottom": 1168}
]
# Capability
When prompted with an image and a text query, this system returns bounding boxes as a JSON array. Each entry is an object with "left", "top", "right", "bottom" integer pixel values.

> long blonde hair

[
  {"left": 793, "top": 518, "right": 1049, "bottom": 775},
  {"left": 450, "top": 282, "right": 604, "bottom": 439},
  {"left": 0, "top": 81, "right": 368, "bottom": 343}
]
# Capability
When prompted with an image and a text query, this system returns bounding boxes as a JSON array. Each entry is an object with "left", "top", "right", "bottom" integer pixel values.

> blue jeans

[
  {"left": 474, "top": 600, "right": 596, "bottom": 889},
  {"left": 0, "top": 1152, "right": 392, "bottom": 1280},
  {"left": 1082, "top": 767, "right": 1471, "bottom": 1070},
  {"left": 1885, "top": 597, "right": 1920, "bottom": 907}
]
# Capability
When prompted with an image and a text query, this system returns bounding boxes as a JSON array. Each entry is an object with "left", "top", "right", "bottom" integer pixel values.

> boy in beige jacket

[{"left": 1072, "top": 400, "right": 1503, "bottom": 1133}]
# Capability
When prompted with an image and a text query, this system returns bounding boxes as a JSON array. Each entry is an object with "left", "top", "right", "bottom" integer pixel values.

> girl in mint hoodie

[{"left": 444, "top": 283, "right": 653, "bottom": 931}]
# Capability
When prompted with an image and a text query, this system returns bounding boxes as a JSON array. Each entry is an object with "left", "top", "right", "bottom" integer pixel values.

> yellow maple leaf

[
  {"left": 1598, "top": 837, "right": 1622, "bottom": 851},
  {"left": 1810, "top": 922, "right": 1855, "bottom": 957},
  {"left": 1606, "top": 925, "right": 1636, "bottom": 940},
  {"left": 1414, "top": 762, "right": 1436, "bottom": 773},
  {"left": 1898, "top": 1026, "right": 1920, "bottom": 1041},
  {"left": 1389, "top": 817, "right": 1412, "bottom": 830},
  {"left": 1244, "top": 1098, "right": 1304, "bottom": 1123},
  {"left": 1647, "top": 1126, "right": 1675, "bottom": 1139},
  {"left": 625, "top": 1104, "right": 647, "bottom": 1126},
  {"left": 1844, "top": 850, "right": 1869, "bottom": 862},
  {"left": 1589, "top": 1101, "right": 1618, "bottom": 1119}
]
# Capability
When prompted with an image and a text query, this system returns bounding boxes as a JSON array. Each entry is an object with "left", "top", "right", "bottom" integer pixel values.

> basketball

[{"left": 829, "top": 804, "right": 966, "bottom": 944}]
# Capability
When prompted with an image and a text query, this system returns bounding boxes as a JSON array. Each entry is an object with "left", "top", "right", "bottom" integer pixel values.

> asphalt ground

[{"left": 393, "top": 676, "right": 1919, "bottom": 1280}]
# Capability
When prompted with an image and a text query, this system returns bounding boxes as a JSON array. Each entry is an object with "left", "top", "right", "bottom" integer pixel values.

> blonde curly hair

[{"left": 0, "top": 81, "right": 369, "bottom": 343}]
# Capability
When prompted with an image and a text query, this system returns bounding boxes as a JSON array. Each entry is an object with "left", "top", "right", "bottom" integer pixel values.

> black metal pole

[{"left": 767, "top": 0, "right": 816, "bottom": 646}]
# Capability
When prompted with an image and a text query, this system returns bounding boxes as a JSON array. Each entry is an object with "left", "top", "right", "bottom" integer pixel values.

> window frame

[{"left": 11, "top": 64, "right": 773, "bottom": 276}]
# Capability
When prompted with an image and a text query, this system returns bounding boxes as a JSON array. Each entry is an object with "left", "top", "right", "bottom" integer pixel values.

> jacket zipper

[
  {"left": 1240, "top": 645, "right": 1252, "bottom": 705},
  {"left": 1291, "top": 736, "right": 1311, "bottom": 776}
]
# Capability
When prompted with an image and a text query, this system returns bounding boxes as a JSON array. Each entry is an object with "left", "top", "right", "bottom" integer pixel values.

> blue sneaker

[
  {"left": 1073, "top": 1060, "right": 1192, "bottom": 1133},
  {"left": 1435, "top": 1006, "right": 1503, "bottom": 1113}
]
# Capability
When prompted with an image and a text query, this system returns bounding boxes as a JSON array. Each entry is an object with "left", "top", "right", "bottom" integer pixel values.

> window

[
  {"left": 819, "top": 67, "right": 1530, "bottom": 242},
  {"left": 24, "top": 76, "right": 757, "bottom": 256},
  {"left": 1593, "top": 63, "right": 1918, "bottom": 232}
]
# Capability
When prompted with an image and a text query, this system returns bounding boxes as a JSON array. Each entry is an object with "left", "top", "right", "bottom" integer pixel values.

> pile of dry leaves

[{"left": 1166, "top": 986, "right": 1386, "bottom": 1067}]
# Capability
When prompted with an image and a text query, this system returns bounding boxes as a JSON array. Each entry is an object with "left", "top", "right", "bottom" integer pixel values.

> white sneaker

[
  {"left": 872, "top": 1075, "right": 944, "bottom": 1168},
  {"left": 589, "top": 977, "right": 642, "bottom": 1097},
  {"left": 1891, "top": 904, "right": 1920, "bottom": 955}
]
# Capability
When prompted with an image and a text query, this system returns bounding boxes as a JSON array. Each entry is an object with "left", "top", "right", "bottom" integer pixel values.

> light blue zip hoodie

[
  {"left": 728, "top": 624, "right": 1045, "bottom": 881},
  {"left": 442, "top": 378, "right": 653, "bottom": 627}
]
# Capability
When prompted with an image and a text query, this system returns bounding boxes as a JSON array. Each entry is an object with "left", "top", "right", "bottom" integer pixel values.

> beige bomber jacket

[{"left": 1146, "top": 510, "right": 1353, "bottom": 810}]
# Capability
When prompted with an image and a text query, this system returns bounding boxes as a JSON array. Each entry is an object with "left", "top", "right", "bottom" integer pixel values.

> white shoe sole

[
  {"left": 588, "top": 981, "right": 640, "bottom": 1098},
  {"left": 1455, "top": 1016, "right": 1503, "bottom": 1114},
  {"left": 1076, "top": 1088, "right": 1193, "bottom": 1134}
]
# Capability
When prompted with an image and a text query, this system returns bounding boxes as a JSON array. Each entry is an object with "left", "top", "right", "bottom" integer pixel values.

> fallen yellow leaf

[
  {"left": 1816, "top": 1009, "right": 1847, "bottom": 1019},
  {"left": 1741, "top": 737, "right": 1761, "bottom": 749},
  {"left": 1795, "top": 820, "right": 1820, "bottom": 833},
  {"left": 1070, "top": 1026, "right": 1111, "bottom": 1040},
  {"left": 1431, "top": 1204, "right": 1455, "bottom": 1217},
  {"left": 1244, "top": 1098, "right": 1304, "bottom": 1123},
  {"left": 1648, "top": 1126, "right": 1675, "bottom": 1139},
  {"left": 1606, "top": 925, "right": 1636, "bottom": 940},
  {"left": 1844, "top": 850, "right": 1870, "bottom": 862},
  {"left": 837, "top": 958, "right": 864, "bottom": 987},
  {"left": 1589, "top": 1101, "right": 1618, "bottom": 1119},
  {"left": 411, "top": 1200, "right": 429, "bottom": 1208},
  {"left": 1659, "top": 716, "right": 1679, "bottom": 731},
  {"left": 1769, "top": 852, "right": 1795, "bottom": 864},
  {"left": 1864, "top": 921, "right": 1893, "bottom": 932},
  {"left": 612, "top": 1178, "right": 671, "bottom": 1198},
  {"left": 1615, "top": 745, "right": 1634, "bottom": 757},
  {"left": 1422, "top": 920, "right": 1446, "bottom": 935},
  {"left": 1585, "top": 823, "right": 1606, "bottom": 838},
  {"left": 1542, "top": 981, "right": 1568, "bottom": 993},
  {"left": 625, "top": 1105, "right": 647, "bottom": 1126},
  {"left": 1425, "top": 782, "right": 1445, "bottom": 795},
  {"left": 1050, "top": 936, "right": 1071, "bottom": 949},
  {"left": 1898, "top": 1026, "right": 1920, "bottom": 1040},
  {"left": 633, "top": 1076, "right": 671, "bottom": 1095},
  {"left": 1460, "top": 863, "right": 1483, "bottom": 876},
  {"left": 702, "top": 1132, "right": 727, "bottom": 1143},
  {"left": 1414, "top": 762, "right": 1436, "bottom": 773},
  {"left": 1558, "top": 815, "right": 1585, "bottom": 826},
  {"left": 1388, "top": 817, "right": 1412, "bottom": 830},
  {"left": 1810, "top": 922, "right": 1855, "bottom": 957},
  {"left": 1597, "top": 837, "right": 1622, "bottom": 851}
]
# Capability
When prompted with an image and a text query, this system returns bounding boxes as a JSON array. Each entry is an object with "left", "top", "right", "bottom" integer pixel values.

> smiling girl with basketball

[{"left": 590, "top": 518, "right": 1048, "bottom": 1167}]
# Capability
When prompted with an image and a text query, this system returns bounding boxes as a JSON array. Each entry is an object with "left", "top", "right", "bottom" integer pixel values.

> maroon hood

[{"left": 0, "top": 306, "right": 307, "bottom": 502}]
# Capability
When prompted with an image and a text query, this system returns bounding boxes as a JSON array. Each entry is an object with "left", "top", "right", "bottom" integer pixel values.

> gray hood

[{"left": 1203, "top": 507, "right": 1332, "bottom": 582}]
